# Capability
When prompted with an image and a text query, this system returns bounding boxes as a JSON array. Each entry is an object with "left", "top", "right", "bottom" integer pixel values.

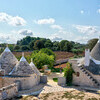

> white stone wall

[
  {"left": 58, "top": 77, "right": 66, "bottom": 86},
  {"left": 1, "top": 74, "right": 40, "bottom": 90},
  {"left": 69, "top": 59, "right": 96, "bottom": 87},
  {"left": 93, "top": 75, "right": 100, "bottom": 84},
  {"left": 0, "top": 83, "right": 18, "bottom": 100}
]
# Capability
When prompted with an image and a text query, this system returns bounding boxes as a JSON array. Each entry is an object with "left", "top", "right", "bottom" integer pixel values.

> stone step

[
  {"left": 78, "top": 66, "right": 100, "bottom": 87},
  {"left": 82, "top": 70, "right": 86, "bottom": 72}
]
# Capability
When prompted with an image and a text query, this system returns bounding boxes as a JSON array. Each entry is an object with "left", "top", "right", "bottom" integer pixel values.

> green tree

[
  {"left": 8, "top": 44, "right": 14, "bottom": 51},
  {"left": 63, "top": 42, "right": 73, "bottom": 52},
  {"left": 17, "top": 36, "right": 32, "bottom": 45},
  {"left": 32, "top": 52, "right": 54, "bottom": 69},
  {"left": 21, "top": 45, "right": 30, "bottom": 51},
  {"left": 87, "top": 38, "right": 98, "bottom": 51},
  {"left": 52, "top": 41, "right": 60, "bottom": 51},
  {"left": 14, "top": 45, "right": 20, "bottom": 51},
  {"left": 34, "top": 40, "right": 44, "bottom": 50},
  {"left": 72, "top": 49, "right": 83, "bottom": 55},
  {"left": 59, "top": 40, "right": 68, "bottom": 51},
  {"left": 64, "top": 62, "right": 74, "bottom": 85},
  {"left": 29, "top": 40, "right": 35, "bottom": 50},
  {"left": 39, "top": 48, "right": 56, "bottom": 59},
  {"left": 44, "top": 40, "right": 53, "bottom": 48}
]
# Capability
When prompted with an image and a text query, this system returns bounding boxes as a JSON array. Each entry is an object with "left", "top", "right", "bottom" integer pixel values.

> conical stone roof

[
  {"left": 30, "top": 61, "right": 41, "bottom": 76},
  {"left": 91, "top": 40, "right": 100, "bottom": 61},
  {"left": 12, "top": 56, "right": 34, "bottom": 76},
  {"left": 0, "top": 47, "right": 18, "bottom": 75}
]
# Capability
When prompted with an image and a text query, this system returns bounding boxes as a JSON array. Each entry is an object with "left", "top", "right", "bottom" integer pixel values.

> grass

[
  {"left": 87, "top": 98, "right": 98, "bottom": 100},
  {"left": 53, "top": 78, "right": 58, "bottom": 82},
  {"left": 62, "top": 91, "right": 85, "bottom": 100}
]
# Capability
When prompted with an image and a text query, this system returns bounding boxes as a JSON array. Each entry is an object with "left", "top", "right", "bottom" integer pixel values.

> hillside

[{"left": 13, "top": 51, "right": 75, "bottom": 61}]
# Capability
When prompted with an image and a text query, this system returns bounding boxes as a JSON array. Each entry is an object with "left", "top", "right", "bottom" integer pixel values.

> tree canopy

[
  {"left": 15, "top": 36, "right": 85, "bottom": 52},
  {"left": 0, "top": 36, "right": 85, "bottom": 53},
  {"left": 87, "top": 38, "right": 98, "bottom": 51}
]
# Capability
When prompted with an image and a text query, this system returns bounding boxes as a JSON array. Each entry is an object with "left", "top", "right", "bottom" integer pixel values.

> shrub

[
  {"left": 39, "top": 48, "right": 56, "bottom": 59},
  {"left": 53, "top": 78, "right": 58, "bottom": 82},
  {"left": 32, "top": 52, "right": 54, "bottom": 69},
  {"left": 73, "top": 55, "right": 83, "bottom": 58},
  {"left": 50, "top": 67, "right": 61, "bottom": 72},
  {"left": 72, "top": 49, "right": 83, "bottom": 55},
  {"left": 64, "top": 62, "right": 74, "bottom": 85}
]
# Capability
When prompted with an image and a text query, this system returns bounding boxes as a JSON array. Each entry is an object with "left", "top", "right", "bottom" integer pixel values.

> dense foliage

[
  {"left": 15, "top": 48, "right": 55, "bottom": 69},
  {"left": 64, "top": 62, "right": 74, "bottom": 85},
  {"left": 87, "top": 38, "right": 98, "bottom": 51},
  {"left": 31, "top": 51, "right": 55, "bottom": 69},
  {"left": 16, "top": 36, "right": 85, "bottom": 52},
  {"left": 39, "top": 48, "right": 56, "bottom": 59},
  {"left": 0, "top": 36, "right": 85, "bottom": 54}
]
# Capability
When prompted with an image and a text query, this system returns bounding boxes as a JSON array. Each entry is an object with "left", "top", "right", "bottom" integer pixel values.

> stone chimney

[{"left": 84, "top": 49, "right": 90, "bottom": 66}]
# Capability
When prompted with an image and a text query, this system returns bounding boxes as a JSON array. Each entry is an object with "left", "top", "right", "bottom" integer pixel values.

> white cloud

[
  {"left": 0, "top": 34, "right": 10, "bottom": 43},
  {"left": 0, "top": 33, "right": 19, "bottom": 43},
  {"left": 50, "top": 24, "right": 63, "bottom": 30},
  {"left": 35, "top": 18, "right": 55, "bottom": 24},
  {"left": 49, "top": 33, "right": 63, "bottom": 41},
  {"left": 73, "top": 25, "right": 100, "bottom": 43},
  {"left": 51, "top": 36, "right": 62, "bottom": 41},
  {"left": 0, "top": 12, "right": 26, "bottom": 26},
  {"left": 80, "top": 10, "right": 84, "bottom": 14},
  {"left": 75, "top": 36, "right": 89, "bottom": 43},
  {"left": 18, "top": 29, "right": 33, "bottom": 36},
  {"left": 73, "top": 25, "right": 98, "bottom": 35},
  {"left": 97, "top": 9, "right": 100, "bottom": 13}
]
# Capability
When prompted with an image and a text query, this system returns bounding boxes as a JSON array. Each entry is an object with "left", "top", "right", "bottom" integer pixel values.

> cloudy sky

[{"left": 0, "top": 0, "right": 100, "bottom": 44}]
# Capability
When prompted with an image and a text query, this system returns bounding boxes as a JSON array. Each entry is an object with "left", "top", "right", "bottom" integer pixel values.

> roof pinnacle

[
  {"left": 20, "top": 52, "right": 26, "bottom": 61},
  {"left": 22, "top": 52, "right": 24, "bottom": 57},
  {"left": 97, "top": 36, "right": 100, "bottom": 43}
]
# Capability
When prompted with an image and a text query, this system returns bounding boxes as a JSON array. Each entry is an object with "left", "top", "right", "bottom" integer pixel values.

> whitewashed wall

[
  {"left": 0, "top": 74, "right": 40, "bottom": 90},
  {"left": 69, "top": 59, "right": 97, "bottom": 88}
]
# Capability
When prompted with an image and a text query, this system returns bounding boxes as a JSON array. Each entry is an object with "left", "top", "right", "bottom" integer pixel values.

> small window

[{"left": 76, "top": 72, "right": 80, "bottom": 77}]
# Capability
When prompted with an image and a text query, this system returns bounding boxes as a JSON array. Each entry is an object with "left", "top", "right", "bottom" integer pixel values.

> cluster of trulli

[
  {"left": 0, "top": 46, "right": 41, "bottom": 90},
  {"left": 70, "top": 37, "right": 100, "bottom": 88},
  {"left": 0, "top": 46, "right": 40, "bottom": 76}
]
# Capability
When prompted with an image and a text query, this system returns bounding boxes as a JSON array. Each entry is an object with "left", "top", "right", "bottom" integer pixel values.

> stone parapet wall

[
  {"left": 58, "top": 77, "right": 66, "bottom": 86},
  {"left": 0, "top": 74, "right": 40, "bottom": 90},
  {"left": 40, "top": 75, "right": 47, "bottom": 84},
  {"left": 0, "top": 83, "right": 18, "bottom": 100}
]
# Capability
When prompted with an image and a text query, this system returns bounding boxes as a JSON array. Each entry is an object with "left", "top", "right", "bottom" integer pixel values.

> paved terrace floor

[
  {"left": 18, "top": 72, "right": 100, "bottom": 97},
  {"left": 18, "top": 72, "right": 64, "bottom": 96}
]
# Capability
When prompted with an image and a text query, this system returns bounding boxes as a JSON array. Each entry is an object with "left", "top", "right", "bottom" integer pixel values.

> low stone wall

[
  {"left": 58, "top": 77, "right": 66, "bottom": 86},
  {"left": 0, "top": 83, "right": 18, "bottom": 100},
  {"left": 0, "top": 74, "right": 40, "bottom": 90},
  {"left": 40, "top": 75, "right": 47, "bottom": 83}
]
